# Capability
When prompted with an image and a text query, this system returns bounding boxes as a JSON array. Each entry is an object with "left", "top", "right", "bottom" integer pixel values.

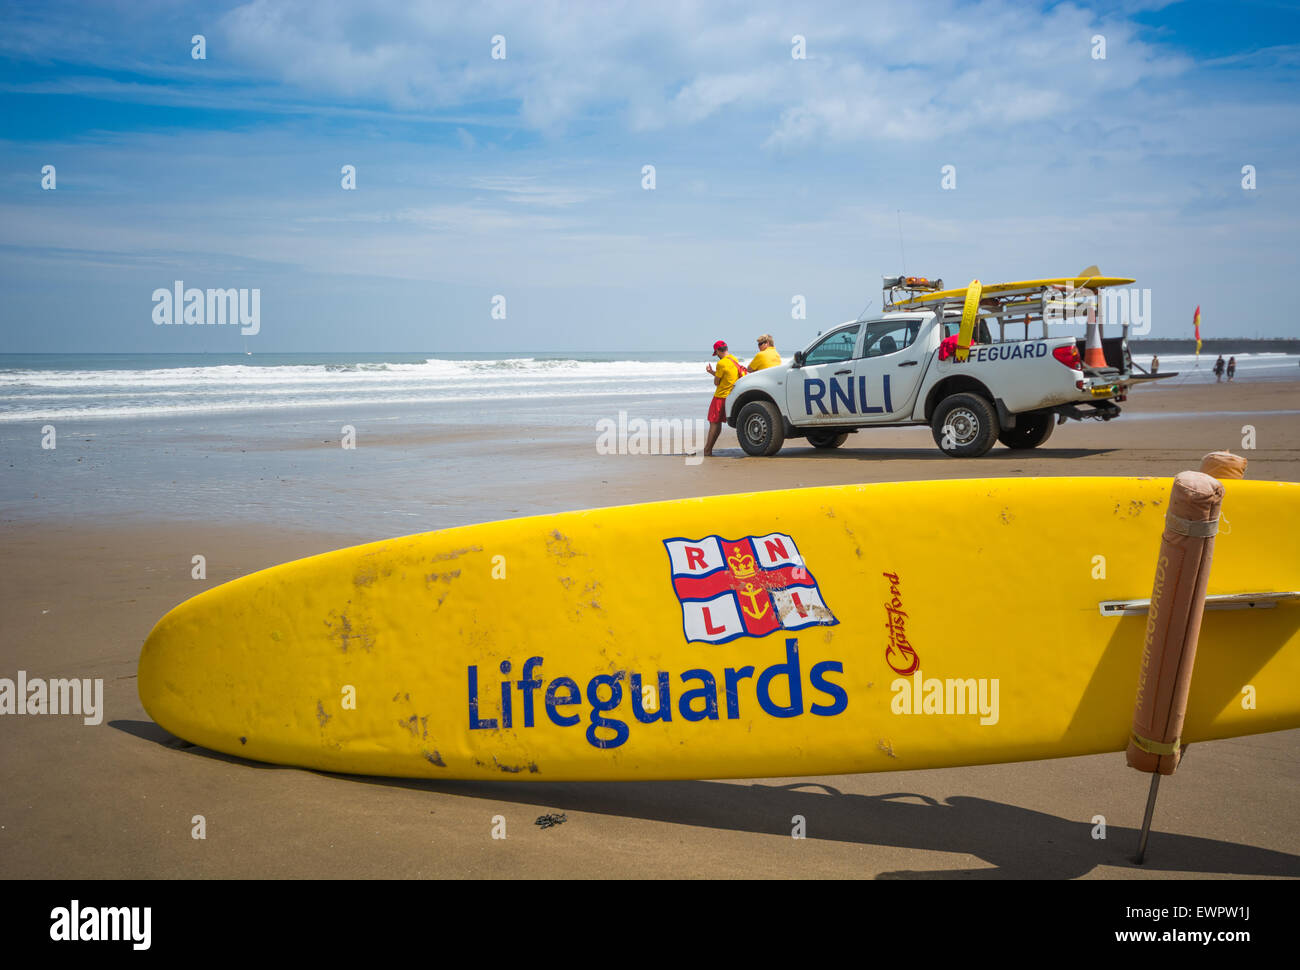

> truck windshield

[{"left": 804, "top": 325, "right": 860, "bottom": 365}]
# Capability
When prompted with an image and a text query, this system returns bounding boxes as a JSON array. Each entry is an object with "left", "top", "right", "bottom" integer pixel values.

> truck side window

[
  {"left": 804, "top": 325, "right": 860, "bottom": 365},
  {"left": 860, "top": 320, "right": 918, "bottom": 358},
  {"left": 942, "top": 319, "right": 986, "bottom": 343}
]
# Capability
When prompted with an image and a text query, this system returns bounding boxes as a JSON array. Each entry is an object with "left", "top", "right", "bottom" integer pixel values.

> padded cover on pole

[
  {"left": 1200, "top": 451, "right": 1247, "bottom": 479},
  {"left": 1127, "top": 471, "right": 1224, "bottom": 775}
]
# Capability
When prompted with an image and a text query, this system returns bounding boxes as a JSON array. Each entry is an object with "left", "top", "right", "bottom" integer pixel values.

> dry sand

[{"left": 1, "top": 380, "right": 1297, "bottom": 879}]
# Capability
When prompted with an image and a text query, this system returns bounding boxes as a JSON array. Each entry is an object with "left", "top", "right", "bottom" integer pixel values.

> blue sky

[{"left": 1, "top": 0, "right": 1297, "bottom": 352}]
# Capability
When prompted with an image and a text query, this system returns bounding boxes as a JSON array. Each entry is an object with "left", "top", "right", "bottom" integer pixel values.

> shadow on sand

[
  {"left": 776, "top": 446, "right": 1119, "bottom": 462},
  {"left": 115, "top": 719, "right": 1299, "bottom": 879}
]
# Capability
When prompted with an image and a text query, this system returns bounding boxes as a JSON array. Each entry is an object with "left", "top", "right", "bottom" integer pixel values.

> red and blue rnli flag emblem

[{"left": 663, "top": 533, "right": 838, "bottom": 644}]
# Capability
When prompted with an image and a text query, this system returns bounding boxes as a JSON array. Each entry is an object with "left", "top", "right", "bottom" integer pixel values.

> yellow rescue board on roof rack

[
  {"left": 137, "top": 477, "right": 1300, "bottom": 782},
  {"left": 892, "top": 276, "right": 1136, "bottom": 308}
]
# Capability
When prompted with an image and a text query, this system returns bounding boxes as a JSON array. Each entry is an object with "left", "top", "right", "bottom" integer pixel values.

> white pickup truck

[{"left": 727, "top": 276, "right": 1158, "bottom": 457}]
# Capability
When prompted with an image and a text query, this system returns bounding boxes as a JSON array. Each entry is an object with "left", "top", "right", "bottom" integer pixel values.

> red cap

[{"left": 712, "top": 340, "right": 727, "bottom": 352}]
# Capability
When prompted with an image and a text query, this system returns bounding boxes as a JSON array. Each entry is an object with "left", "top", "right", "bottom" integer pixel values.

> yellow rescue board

[
  {"left": 893, "top": 276, "right": 1136, "bottom": 307},
  {"left": 138, "top": 478, "right": 1300, "bottom": 781},
  {"left": 954, "top": 278, "right": 983, "bottom": 363}
]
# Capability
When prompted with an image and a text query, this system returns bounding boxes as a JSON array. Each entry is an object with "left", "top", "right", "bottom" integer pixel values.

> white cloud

[
  {"left": 0, "top": 0, "right": 1211, "bottom": 150},
  {"left": 467, "top": 176, "right": 601, "bottom": 206},
  {"left": 199, "top": 0, "right": 1193, "bottom": 146}
]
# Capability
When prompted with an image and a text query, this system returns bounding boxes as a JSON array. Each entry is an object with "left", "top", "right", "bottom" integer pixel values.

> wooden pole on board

[{"left": 1127, "top": 455, "right": 1242, "bottom": 863}]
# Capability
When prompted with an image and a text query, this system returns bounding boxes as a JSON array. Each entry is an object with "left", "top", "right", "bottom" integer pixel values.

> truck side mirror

[{"left": 793, "top": 350, "right": 805, "bottom": 368}]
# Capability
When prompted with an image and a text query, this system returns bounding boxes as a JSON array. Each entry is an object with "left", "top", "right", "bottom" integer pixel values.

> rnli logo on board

[{"left": 663, "top": 533, "right": 838, "bottom": 644}]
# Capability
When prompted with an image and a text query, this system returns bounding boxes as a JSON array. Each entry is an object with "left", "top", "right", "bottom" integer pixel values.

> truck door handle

[
  {"left": 898, "top": 361, "right": 919, "bottom": 367},
  {"left": 834, "top": 369, "right": 852, "bottom": 375}
]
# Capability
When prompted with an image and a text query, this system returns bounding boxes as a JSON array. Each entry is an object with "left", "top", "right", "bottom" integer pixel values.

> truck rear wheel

[
  {"left": 931, "top": 393, "right": 1000, "bottom": 457},
  {"left": 997, "top": 413, "right": 1054, "bottom": 450},
  {"left": 736, "top": 400, "right": 785, "bottom": 456},
  {"left": 808, "top": 431, "right": 849, "bottom": 450}
]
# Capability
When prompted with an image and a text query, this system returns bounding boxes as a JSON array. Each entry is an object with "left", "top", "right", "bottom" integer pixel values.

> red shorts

[{"left": 707, "top": 396, "right": 726, "bottom": 423}]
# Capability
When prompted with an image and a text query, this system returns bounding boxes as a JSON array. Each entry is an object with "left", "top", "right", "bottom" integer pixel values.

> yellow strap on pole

[{"left": 1130, "top": 732, "right": 1180, "bottom": 757}]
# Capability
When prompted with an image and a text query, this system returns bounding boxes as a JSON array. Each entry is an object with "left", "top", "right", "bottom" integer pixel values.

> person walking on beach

[
  {"left": 1213, "top": 355, "right": 1225, "bottom": 382},
  {"left": 703, "top": 340, "right": 743, "bottom": 457},
  {"left": 1151, "top": 355, "right": 1159, "bottom": 374},
  {"left": 749, "top": 334, "right": 781, "bottom": 372},
  {"left": 1227, "top": 356, "right": 1237, "bottom": 381}
]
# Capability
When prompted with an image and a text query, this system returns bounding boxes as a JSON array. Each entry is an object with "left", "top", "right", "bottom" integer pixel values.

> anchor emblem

[{"left": 738, "top": 582, "right": 770, "bottom": 620}]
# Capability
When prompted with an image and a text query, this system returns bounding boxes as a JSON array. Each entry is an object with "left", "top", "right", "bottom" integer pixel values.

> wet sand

[{"left": 1, "top": 379, "right": 1297, "bottom": 878}]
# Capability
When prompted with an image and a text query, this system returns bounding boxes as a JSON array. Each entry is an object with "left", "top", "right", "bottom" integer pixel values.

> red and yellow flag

[{"left": 1194, "top": 305, "right": 1202, "bottom": 355}]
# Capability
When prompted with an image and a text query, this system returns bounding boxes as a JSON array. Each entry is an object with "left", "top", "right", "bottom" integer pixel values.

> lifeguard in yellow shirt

[
  {"left": 703, "top": 339, "right": 743, "bottom": 457},
  {"left": 748, "top": 334, "right": 781, "bottom": 372}
]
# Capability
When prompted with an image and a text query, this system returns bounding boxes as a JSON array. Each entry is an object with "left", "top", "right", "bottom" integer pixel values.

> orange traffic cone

[{"left": 1083, "top": 301, "right": 1107, "bottom": 368}]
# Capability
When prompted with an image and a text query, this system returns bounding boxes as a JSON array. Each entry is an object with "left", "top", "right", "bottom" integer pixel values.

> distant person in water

[
  {"left": 1227, "top": 356, "right": 1237, "bottom": 381},
  {"left": 1213, "top": 355, "right": 1225, "bottom": 382},
  {"left": 1151, "top": 355, "right": 1159, "bottom": 374}
]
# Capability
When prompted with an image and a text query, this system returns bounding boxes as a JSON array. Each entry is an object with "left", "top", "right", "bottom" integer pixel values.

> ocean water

[
  {"left": 1, "top": 351, "right": 1295, "bottom": 534},
  {"left": 0, "top": 352, "right": 724, "bottom": 534},
  {"left": 1128, "top": 352, "right": 1300, "bottom": 387},
  {"left": 2, "top": 351, "right": 1295, "bottom": 425},
  {"left": 0, "top": 352, "right": 709, "bottom": 424}
]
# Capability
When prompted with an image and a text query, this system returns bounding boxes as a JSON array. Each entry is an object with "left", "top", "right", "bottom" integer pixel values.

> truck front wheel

[
  {"left": 997, "top": 413, "right": 1054, "bottom": 449},
  {"left": 931, "top": 393, "right": 1000, "bottom": 457},
  {"left": 736, "top": 400, "right": 785, "bottom": 456}
]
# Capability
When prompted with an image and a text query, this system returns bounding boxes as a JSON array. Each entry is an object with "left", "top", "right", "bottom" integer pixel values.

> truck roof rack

[{"left": 880, "top": 274, "right": 1136, "bottom": 341}]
